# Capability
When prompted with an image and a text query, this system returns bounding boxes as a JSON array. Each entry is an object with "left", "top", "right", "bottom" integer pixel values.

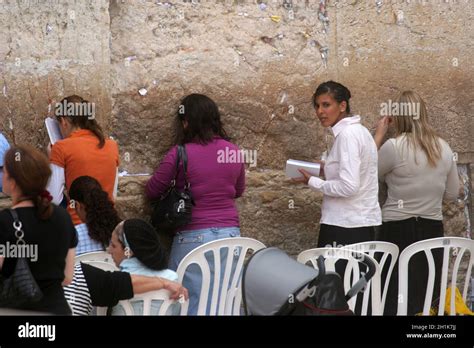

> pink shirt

[{"left": 146, "top": 138, "right": 245, "bottom": 232}]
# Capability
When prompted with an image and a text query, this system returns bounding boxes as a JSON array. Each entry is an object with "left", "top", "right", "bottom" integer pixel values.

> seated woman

[
  {"left": 68, "top": 176, "right": 121, "bottom": 255},
  {"left": 64, "top": 262, "right": 188, "bottom": 316},
  {"left": 107, "top": 219, "right": 180, "bottom": 315}
]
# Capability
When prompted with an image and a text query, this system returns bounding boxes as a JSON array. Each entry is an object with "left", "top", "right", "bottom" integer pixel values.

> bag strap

[
  {"left": 170, "top": 146, "right": 183, "bottom": 188},
  {"left": 178, "top": 145, "right": 190, "bottom": 189},
  {"left": 8, "top": 209, "right": 26, "bottom": 246}
]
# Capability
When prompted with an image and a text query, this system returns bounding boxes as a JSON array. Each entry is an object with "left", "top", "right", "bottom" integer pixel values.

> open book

[
  {"left": 45, "top": 118, "right": 63, "bottom": 144},
  {"left": 285, "top": 159, "right": 321, "bottom": 178}
]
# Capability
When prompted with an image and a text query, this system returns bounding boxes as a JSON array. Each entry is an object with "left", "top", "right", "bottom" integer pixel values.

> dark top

[
  {"left": 63, "top": 263, "right": 134, "bottom": 315},
  {"left": 83, "top": 263, "right": 133, "bottom": 307},
  {"left": 0, "top": 205, "right": 78, "bottom": 314}
]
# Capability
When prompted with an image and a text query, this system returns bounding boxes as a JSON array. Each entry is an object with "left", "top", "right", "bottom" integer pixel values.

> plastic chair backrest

[
  {"left": 297, "top": 247, "right": 383, "bottom": 315},
  {"left": 119, "top": 289, "right": 178, "bottom": 315},
  {"left": 397, "top": 237, "right": 474, "bottom": 315},
  {"left": 342, "top": 241, "right": 399, "bottom": 312},
  {"left": 176, "top": 237, "right": 266, "bottom": 315},
  {"left": 75, "top": 251, "right": 115, "bottom": 266}
]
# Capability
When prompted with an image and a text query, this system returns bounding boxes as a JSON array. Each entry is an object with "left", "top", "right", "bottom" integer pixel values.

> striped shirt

[
  {"left": 64, "top": 264, "right": 93, "bottom": 316},
  {"left": 64, "top": 263, "right": 133, "bottom": 316}
]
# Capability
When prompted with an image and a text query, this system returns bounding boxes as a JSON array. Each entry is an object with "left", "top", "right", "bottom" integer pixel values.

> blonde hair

[{"left": 392, "top": 91, "right": 442, "bottom": 167}]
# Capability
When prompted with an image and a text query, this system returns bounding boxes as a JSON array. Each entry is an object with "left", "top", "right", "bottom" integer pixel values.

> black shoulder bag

[
  {"left": 151, "top": 145, "right": 194, "bottom": 234},
  {"left": 0, "top": 209, "right": 43, "bottom": 308}
]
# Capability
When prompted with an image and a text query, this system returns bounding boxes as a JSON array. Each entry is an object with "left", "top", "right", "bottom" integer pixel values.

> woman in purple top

[{"left": 146, "top": 94, "right": 245, "bottom": 314}]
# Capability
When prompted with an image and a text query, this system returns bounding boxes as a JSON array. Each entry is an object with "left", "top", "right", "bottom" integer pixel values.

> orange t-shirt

[{"left": 50, "top": 129, "right": 120, "bottom": 225}]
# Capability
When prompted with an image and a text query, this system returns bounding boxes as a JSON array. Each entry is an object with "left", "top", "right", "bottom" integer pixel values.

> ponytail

[
  {"left": 35, "top": 191, "right": 54, "bottom": 220},
  {"left": 69, "top": 176, "right": 120, "bottom": 247},
  {"left": 56, "top": 95, "right": 106, "bottom": 149},
  {"left": 81, "top": 120, "right": 105, "bottom": 148}
]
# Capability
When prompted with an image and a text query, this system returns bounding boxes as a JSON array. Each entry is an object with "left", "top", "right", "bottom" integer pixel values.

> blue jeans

[{"left": 168, "top": 227, "right": 240, "bottom": 315}]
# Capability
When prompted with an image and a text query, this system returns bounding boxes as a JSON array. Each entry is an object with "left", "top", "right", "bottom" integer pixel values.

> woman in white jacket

[{"left": 296, "top": 81, "right": 381, "bottom": 248}]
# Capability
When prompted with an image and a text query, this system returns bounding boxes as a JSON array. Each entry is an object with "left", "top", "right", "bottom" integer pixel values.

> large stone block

[
  {"left": 109, "top": 0, "right": 332, "bottom": 173},
  {"left": 0, "top": 0, "right": 112, "bottom": 149}
]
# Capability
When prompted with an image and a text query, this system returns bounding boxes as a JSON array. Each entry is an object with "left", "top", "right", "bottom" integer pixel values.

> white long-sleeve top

[{"left": 308, "top": 115, "right": 382, "bottom": 228}]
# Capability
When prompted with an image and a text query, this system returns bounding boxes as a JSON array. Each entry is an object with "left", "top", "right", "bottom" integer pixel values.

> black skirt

[
  {"left": 317, "top": 223, "right": 376, "bottom": 248},
  {"left": 377, "top": 217, "right": 444, "bottom": 315}
]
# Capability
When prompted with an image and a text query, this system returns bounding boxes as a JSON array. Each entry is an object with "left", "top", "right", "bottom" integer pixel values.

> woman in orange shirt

[{"left": 47, "top": 95, "right": 120, "bottom": 255}]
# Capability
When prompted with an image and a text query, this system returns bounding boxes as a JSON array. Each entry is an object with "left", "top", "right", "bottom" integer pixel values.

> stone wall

[
  {"left": 0, "top": 0, "right": 472, "bottom": 256},
  {"left": 0, "top": 0, "right": 112, "bottom": 145}
]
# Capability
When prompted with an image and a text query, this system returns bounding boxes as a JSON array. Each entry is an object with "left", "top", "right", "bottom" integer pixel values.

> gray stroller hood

[{"left": 242, "top": 247, "right": 319, "bottom": 315}]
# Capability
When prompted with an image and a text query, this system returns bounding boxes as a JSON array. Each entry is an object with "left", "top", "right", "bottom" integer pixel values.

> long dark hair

[
  {"left": 313, "top": 81, "right": 352, "bottom": 114},
  {"left": 55, "top": 95, "right": 106, "bottom": 148},
  {"left": 4, "top": 145, "right": 53, "bottom": 220},
  {"left": 174, "top": 93, "right": 229, "bottom": 145},
  {"left": 69, "top": 176, "right": 121, "bottom": 248}
]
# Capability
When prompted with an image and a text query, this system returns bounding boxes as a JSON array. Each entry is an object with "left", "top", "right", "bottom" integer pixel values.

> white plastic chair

[
  {"left": 342, "top": 241, "right": 399, "bottom": 313},
  {"left": 176, "top": 237, "right": 266, "bottom": 315},
  {"left": 75, "top": 251, "right": 116, "bottom": 266},
  {"left": 297, "top": 247, "right": 383, "bottom": 315},
  {"left": 83, "top": 261, "right": 177, "bottom": 316},
  {"left": 397, "top": 237, "right": 474, "bottom": 316},
  {"left": 116, "top": 290, "right": 179, "bottom": 316}
]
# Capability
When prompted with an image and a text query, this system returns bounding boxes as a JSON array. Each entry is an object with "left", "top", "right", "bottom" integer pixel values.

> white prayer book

[
  {"left": 45, "top": 118, "right": 63, "bottom": 144},
  {"left": 285, "top": 159, "right": 321, "bottom": 178}
]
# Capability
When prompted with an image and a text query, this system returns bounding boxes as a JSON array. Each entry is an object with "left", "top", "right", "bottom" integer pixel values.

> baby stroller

[{"left": 242, "top": 247, "right": 376, "bottom": 315}]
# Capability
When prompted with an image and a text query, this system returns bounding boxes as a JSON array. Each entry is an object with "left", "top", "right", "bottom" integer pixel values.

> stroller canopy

[{"left": 242, "top": 247, "right": 319, "bottom": 315}]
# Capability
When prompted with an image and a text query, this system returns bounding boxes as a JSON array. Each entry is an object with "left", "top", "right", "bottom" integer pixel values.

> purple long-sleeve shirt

[{"left": 146, "top": 137, "right": 246, "bottom": 232}]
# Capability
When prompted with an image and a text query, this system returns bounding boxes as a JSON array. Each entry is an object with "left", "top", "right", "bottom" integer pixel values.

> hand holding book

[{"left": 287, "top": 159, "right": 325, "bottom": 184}]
